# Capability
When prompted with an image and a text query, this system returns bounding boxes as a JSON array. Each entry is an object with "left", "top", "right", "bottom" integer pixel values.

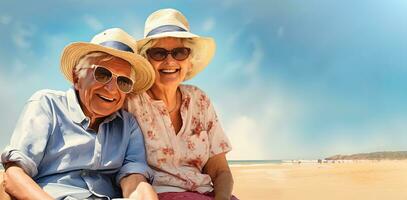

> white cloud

[
  {"left": 202, "top": 17, "right": 215, "bottom": 32},
  {"left": 0, "top": 15, "right": 12, "bottom": 25},
  {"left": 216, "top": 75, "right": 311, "bottom": 160},
  {"left": 277, "top": 26, "right": 285, "bottom": 38},
  {"left": 225, "top": 30, "right": 241, "bottom": 49},
  {"left": 0, "top": 69, "right": 35, "bottom": 150},
  {"left": 322, "top": 117, "right": 407, "bottom": 157},
  {"left": 11, "top": 59, "right": 27, "bottom": 74},
  {"left": 224, "top": 20, "right": 252, "bottom": 49},
  {"left": 83, "top": 15, "right": 103, "bottom": 31},
  {"left": 222, "top": 97, "right": 309, "bottom": 160},
  {"left": 221, "top": 0, "right": 244, "bottom": 8},
  {"left": 226, "top": 115, "right": 267, "bottom": 160},
  {"left": 46, "top": 34, "right": 70, "bottom": 53},
  {"left": 129, "top": 22, "right": 144, "bottom": 40},
  {"left": 12, "top": 23, "right": 34, "bottom": 49},
  {"left": 120, "top": 15, "right": 144, "bottom": 40},
  {"left": 223, "top": 27, "right": 262, "bottom": 79},
  {"left": 245, "top": 36, "right": 264, "bottom": 76}
]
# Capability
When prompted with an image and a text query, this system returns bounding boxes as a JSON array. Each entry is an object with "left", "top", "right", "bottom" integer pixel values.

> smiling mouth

[
  {"left": 159, "top": 69, "right": 180, "bottom": 74},
  {"left": 97, "top": 94, "right": 115, "bottom": 102}
]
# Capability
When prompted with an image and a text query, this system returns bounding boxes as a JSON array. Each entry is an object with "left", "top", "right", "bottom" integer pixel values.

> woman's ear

[{"left": 186, "top": 63, "right": 193, "bottom": 77}]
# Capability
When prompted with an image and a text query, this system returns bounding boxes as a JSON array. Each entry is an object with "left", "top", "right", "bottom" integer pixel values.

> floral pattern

[{"left": 125, "top": 84, "right": 232, "bottom": 194}]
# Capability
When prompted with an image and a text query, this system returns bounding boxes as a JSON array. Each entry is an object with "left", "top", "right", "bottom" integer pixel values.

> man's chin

[{"left": 92, "top": 107, "right": 120, "bottom": 118}]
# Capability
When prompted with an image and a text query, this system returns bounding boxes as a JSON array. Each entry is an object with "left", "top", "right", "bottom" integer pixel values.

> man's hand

[
  {"left": 120, "top": 174, "right": 158, "bottom": 200},
  {"left": 4, "top": 163, "right": 53, "bottom": 200},
  {"left": 128, "top": 182, "right": 158, "bottom": 200}
]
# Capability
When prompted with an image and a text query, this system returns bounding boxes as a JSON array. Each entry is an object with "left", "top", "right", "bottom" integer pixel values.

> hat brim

[
  {"left": 137, "top": 31, "right": 216, "bottom": 81},
  {"left": 60, "top": 42, "right": 155, "bottom": 94}
]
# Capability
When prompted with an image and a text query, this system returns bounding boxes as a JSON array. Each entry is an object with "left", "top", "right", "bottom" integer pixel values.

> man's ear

[{"left": 73, "top": 72, "right": 79, "bottom": 90}]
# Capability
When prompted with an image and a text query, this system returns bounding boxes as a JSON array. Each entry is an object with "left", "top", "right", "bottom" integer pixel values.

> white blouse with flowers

[{"left": 125, "top": 84, "right": 232, "bottom": 194}]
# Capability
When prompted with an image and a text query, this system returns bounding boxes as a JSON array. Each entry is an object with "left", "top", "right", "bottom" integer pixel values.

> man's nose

[{"left": 104, "top": 78, "right": 118, "bottom": 92}]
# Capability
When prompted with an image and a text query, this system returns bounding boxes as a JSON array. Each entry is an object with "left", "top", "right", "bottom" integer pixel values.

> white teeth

[
  {"left": 98, "top": 94, "right": 114, "bottom": 102},
  {"left": 160, "top": 69, "right": 178, "bottom": 73}
]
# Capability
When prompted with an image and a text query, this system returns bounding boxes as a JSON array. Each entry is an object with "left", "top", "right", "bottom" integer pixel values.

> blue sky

[{"left": 1, "top": 0, "right": 407, "bottom": 160}]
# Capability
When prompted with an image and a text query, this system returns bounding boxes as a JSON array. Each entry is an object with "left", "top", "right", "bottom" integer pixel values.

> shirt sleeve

[
  {"left": 116, "top": 117, "right": 154, "bottom": 185},
  {"left": 206, "top": 97, "right": 232, "bottom": 158},
  {"left": 1, "top": 92, "right": 53, "bottom": 177}
]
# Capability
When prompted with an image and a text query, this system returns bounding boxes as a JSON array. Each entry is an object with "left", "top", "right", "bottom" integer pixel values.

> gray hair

[
  {"left": 139, "top": 38, "right": 196, "bottom": 76},
  {"left": 73, "top": 51, "right": 136, "bottom": 81}
]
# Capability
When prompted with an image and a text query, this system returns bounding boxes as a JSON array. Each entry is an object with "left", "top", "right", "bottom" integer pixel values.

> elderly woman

[
  {"left": 0, "top": 28, "right": 158, "bottom": 200},
  {"left": 126, "top": 9, "right": 238, "bottom": 200}
]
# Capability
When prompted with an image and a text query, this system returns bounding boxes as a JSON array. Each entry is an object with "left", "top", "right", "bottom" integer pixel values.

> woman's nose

[{"left": 163, "top": 53, "right": 179, "bottom": 65}]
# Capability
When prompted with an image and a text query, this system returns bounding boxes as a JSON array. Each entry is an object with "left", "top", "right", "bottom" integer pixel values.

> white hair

[
  {"left": 139, "top": 38, "right": 196, "bottom": 76},
  {"left": 73, "top": 51, "right": 136, "bottom": 81}
]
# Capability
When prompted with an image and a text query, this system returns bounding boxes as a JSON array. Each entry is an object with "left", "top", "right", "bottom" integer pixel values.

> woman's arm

[
  {"left": 203, "top": 153, "right": 234, "bottom": 200},
  {"left": 4, "top": 163, "right": 53, "bottom": 200},
  {"left": 120, "top": 173, "right": 158, "bottom": 200}
]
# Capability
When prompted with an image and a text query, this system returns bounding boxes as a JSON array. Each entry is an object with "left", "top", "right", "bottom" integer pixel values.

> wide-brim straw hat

[
  {"left": 60, "top": 28, "right": 155, "bottom": 94},
  {"left": 137, "top": 8, "right": 216, "bottom": 81}
]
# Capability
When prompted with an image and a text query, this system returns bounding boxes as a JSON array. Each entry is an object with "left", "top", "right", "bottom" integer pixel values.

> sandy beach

[{"left": 231, "top": 160, "right": 407, "bottom": 200}]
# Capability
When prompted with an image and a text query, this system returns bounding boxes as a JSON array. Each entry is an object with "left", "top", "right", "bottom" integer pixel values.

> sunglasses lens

[
  {"left": 94, "top": 66, "right": 133, "bottom": 93},
  {"left": 94, "top": 66, "right": 112, "bottom": 83},
  {"left": 172, "top": 48, "right": 190, "bottom": 61},
  {"left": 147, "top": 48, "right": 167, "bottom": 61},
  {"left": 117, "top": 76, "right": 134, "bottom": 93}
]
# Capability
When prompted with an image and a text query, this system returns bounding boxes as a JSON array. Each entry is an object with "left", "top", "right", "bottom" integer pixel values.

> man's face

[{"left": 74, "top": 57, "right": 133, "bottom": 118}]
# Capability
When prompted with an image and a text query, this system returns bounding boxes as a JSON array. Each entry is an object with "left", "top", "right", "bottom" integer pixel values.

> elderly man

[{"left": 0, "top": 28, "right": 158, "bottom": 200}]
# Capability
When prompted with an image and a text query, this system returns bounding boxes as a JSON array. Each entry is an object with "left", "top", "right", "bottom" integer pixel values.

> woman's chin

[{"left": 157, "top": 75, "right": 183, "bottom": 87}]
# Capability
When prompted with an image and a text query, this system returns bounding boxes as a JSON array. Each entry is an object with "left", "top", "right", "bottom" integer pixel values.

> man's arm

[
  {"left": 203, "top": 153, "right": 234, "bottom": 200},
  {"left": 120, "top": 173, "right": 158, "bottom": 200},
  {"left": 4, "top": 163, "right": 53, "bottom": 200},
  {"left": 1, "top": 93, "right": 55, "bottom": 200}
]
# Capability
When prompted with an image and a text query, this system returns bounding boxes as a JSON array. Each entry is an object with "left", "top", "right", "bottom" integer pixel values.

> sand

[{"left": 231, "top": 160, "right": 407, "bottom": 200}]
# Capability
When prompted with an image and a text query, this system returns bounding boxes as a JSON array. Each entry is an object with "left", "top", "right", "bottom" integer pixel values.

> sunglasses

[
  {"left": 146, "top": 47, "right": 191, "bottom": 61},
  {"left": 89, "top": 65, "right": 134, "bottom": 93}
]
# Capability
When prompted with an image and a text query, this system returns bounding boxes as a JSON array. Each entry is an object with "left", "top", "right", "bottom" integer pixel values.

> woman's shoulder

[
  {"left": 180, "top": 84, "right": 210, "bottom": 99},
  {"left": 125, "top": 92, "right": 149, "bottom": 106},
  {"left": 124, "top": 92, "right": 149, "bottom": 115},
  {"left": 180, "top": 84, "right": 213, "bottom": 110}
]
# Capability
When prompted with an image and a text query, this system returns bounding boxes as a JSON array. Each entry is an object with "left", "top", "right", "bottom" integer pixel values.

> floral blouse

[{"left": 125, "top": 84, "right": 232, "bottom": 193}]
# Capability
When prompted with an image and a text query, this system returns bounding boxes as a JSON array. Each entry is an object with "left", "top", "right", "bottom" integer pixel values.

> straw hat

[
  {"left": 60, "top": 28, "right": 155, "bottom": 94},
  {"left": 137, "top": 8, "right": 216, "bottom": 81}
]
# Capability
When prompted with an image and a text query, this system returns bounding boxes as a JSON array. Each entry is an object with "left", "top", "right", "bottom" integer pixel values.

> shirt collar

[{"left": 66, "top": 87, "right": 87, "bottom": 124}]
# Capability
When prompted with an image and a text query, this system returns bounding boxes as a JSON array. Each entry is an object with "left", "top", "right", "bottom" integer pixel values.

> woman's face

[{"left": 147, "top": 37, "right": 192, "bottom": 89}]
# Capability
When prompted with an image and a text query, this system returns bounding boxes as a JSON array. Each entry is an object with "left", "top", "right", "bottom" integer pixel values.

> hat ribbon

[
  {"left": 146, "top": 25, "right": 187, "bottom": 37},
  {"left": 99, "top": 41, "right": 134, "bottom": 53}
]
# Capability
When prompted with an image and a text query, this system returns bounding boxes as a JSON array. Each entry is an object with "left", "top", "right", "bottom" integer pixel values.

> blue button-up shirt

[{"left": 1, "top": 88, "right": 153, "bottom": 200}]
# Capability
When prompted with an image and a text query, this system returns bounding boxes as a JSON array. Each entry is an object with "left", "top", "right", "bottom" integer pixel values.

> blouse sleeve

[{"left": 205, "top": 97, "right": 232, "bottom": 158}]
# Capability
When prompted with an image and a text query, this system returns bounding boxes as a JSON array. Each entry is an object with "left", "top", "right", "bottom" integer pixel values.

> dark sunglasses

[
  {"left": 146, "top": 47, "right": 191, "bottom": 61},
  {"left": 90, "top": 65, "right": 134, "bottom": 93}
]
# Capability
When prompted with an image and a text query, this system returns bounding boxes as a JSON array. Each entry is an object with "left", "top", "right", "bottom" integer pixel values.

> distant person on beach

[
  {"left": 0, "top": 28, "right": 158, "bottom": 200},
  {"left": 125, "top": 9, "right": 238, "bottom": 200}
]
